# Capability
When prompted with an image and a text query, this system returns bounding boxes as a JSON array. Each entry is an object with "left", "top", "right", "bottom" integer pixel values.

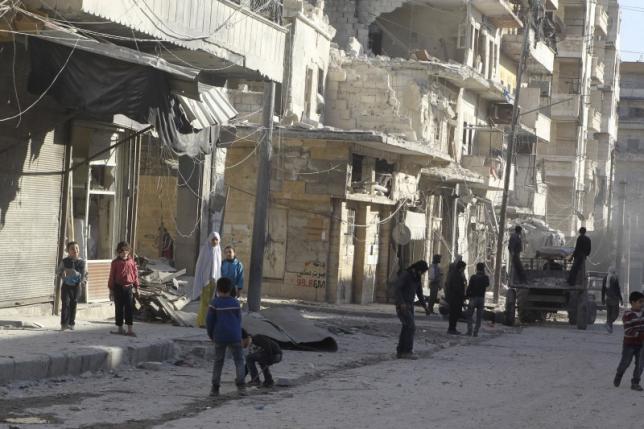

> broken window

[
  {"left": 368, "top": 23, "right": 383, "bottom": 55},
  {"left": 629, "top": 107, "right": 644, "bottom": 119},
  {"left": 317, "top": 67, "right": 325, "bottom": 96},
  {"left": 374, "top": 159, "right": 394, "bottom": 197},
  {"left": 462, "top": 122, "right": 474, "bottom": 155},
  {"left": 433, "top": 117, "right": 441, "bottom": 146},
  {"left": 457, "top": 24, "right": 467, "bottom": 49},
  {"left": 351, "top": 154, "right": 364, "bottom": 184}
]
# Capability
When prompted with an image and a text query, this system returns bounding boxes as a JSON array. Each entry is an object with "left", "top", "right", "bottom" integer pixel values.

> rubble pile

[{"left": 135, "top": 258, "right": 193, "bottom": 327}]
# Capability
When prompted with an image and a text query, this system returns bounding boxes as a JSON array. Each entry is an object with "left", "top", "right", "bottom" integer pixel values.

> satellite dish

[{"left": 392, "top": 224, "right": 412, "bottom": 245}]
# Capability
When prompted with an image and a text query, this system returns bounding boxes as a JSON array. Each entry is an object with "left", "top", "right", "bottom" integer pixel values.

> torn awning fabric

[{"left": 28, "top": 38, "right": 217, "bottom": 157}]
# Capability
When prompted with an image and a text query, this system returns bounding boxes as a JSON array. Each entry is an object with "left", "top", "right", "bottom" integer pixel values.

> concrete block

[
  {"left": 0, "top": 358, "right": 15, "bottom": 385},
  {"left": 79, "top": 349, "right": 109, "bottom": 373},
  {"left": 327, "top": 69, "right": 347, "bottom": 82},
  {"left": 137, "top": 361, "right": 163, "bottom": 371},
  {"left": 46, "top": 353, "right": 68, "bottom": 378},
  {"left": 13, "top": 354, "right": 49, "bottom": 382},
  {"left": 64, "top": 352, "right": 83, "bottom": 376}
]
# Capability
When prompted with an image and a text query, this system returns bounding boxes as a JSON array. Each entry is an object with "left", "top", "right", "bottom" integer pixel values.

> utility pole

[
  {"left": 247, "top": 81, "right": 276, "bottom": 312},
  {"left": 615, "top": 181, "right": 626, "bottom": 294},
  {"left": 493, "top": 2, "right": 534, "bottom": 303}
]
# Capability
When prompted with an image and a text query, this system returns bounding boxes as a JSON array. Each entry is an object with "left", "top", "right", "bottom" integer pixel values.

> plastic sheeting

[
  {"left": 243, "top": 307, "right": 338, "bottom": 352},
  {"left": 28, "top": 38, "right": 218, "bottom": 157}
]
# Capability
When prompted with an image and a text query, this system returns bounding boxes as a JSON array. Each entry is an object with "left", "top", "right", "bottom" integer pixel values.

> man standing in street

[
  {"left": 393, "top": 260, "right": 430, "bottom": 359},
  {"left": 427, "top": 254, "right": 443, "bottom": 314},
  {"left": 568, "top": 227, "right": 592, "bottom": 286},
  {"left": 602, "top": 267, "right": 623, "bottom": 333},
  {"left": 508, "top": 226, "right": 526, "bottom": 284},
  {"left": 466, "top": 262, "right": 490, "bottom": 337},
  {"left": 446, "top": 259, "right": 468, "bottom": 335}
]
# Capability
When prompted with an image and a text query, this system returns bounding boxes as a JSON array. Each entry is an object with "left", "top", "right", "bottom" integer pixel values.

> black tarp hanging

[{"left": 28, "top": 38, "right": 218, "bottom": 156}]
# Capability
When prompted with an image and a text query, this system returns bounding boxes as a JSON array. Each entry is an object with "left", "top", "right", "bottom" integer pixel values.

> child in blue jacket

[
  {"left": 221, "top": 246, "right": 245, "bottom": 298},
  {"left": 206, "top": 277, "right": 246, "bottom": 397}
]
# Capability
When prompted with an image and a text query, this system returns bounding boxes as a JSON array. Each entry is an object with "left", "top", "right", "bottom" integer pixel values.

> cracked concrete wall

[{"left": 325, "top": 56, "right": 456, "bottom": 155}]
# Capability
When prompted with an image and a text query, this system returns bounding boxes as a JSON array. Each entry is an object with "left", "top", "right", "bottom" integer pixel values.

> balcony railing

[{"left": 230, "top": 0, "right": 282, "bottom": 24}]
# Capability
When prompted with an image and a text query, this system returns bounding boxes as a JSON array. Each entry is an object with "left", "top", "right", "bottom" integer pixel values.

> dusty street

[{"left": 0, "top": 307, "right": 638, "bottom": 429}]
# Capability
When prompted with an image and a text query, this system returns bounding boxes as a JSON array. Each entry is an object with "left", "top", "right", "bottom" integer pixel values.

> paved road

[
  {"left": 0, "top": 316, "right": 637, "bottom": 428},
  {"left": 161, "top": 324, "right": 638, "bottom": 429}
]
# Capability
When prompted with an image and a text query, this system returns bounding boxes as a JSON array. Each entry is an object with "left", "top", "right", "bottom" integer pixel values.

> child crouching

[{"left": 242, "top": 329, "right": 282, "bottom": 388}]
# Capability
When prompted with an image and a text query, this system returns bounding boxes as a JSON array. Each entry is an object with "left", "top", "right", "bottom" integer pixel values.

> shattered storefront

[{"left": 0, "top": 33, "right": 229, "bottom": 308}]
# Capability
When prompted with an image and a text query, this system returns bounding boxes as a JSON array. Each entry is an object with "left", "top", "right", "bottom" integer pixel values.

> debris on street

[{"left": 135, "top": 258, "right": 193, "bottom": 327}]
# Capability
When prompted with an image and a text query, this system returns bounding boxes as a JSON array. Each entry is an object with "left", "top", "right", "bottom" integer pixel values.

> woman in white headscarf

[{"left": 194, "top": 232, "right": 222, "bottom": 328}]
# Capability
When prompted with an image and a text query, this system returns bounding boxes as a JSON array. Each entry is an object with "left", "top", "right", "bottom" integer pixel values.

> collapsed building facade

[{"left": 0, "top": 0, "right": 622, "bottom": 312}]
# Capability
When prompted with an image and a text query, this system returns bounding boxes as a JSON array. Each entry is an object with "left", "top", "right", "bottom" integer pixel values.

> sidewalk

[
  {"left": 0, "top": 313, "right": 203, "bottom": 386},
  {"left": 0, "top": 299, "right": 510, "bottom": 388}
]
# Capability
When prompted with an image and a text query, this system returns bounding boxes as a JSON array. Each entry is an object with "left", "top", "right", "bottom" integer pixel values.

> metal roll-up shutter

[{"left": 0, "top": 129, "right": 65, "bottom": 307}]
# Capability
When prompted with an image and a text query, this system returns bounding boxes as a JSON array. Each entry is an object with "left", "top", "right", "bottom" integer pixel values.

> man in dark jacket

[
  {"left": 568, "top": 227, "right": 591, "bottom": 286},
  {"left": 446, "top": 260, "right": 468, "bottom": 335},
  {"left": 427, "top": 254, "right": 443, "bottom": 314},
  {"left": 508, "top": 226, "right": 526, "bottom": 283},
  {"left": 602, "top": 268, "right": 623, "bottom": 333},
  {"left": 393, "top": 260, "right": 430, "bottom": 359},
  {"left": 242, "top": 329, "right": 282, "bottom": 388},
  {"left": 466, "top": 262, "right": 490, "bottom": 337}
]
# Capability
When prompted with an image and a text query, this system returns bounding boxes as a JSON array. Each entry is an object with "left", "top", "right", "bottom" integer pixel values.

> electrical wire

[{"left": 0, "top": 36, "right": 79, "bottom": 123}]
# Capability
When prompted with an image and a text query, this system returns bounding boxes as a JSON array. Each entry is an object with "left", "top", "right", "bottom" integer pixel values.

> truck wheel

[
  {"left": 567, "top": 292, "right": 577, "bottom": 325},
  {"left": 517, "top": 289, "right": 530, "bottom": 323},
  {"left": 504, "top": 289, "right": 516, "bottom": 326},
  {"left": 577, "top": 291, "right": 588, "bottom": 330},
  {"left": 587, "top": 301, "right": 598, "bottom": 325}
]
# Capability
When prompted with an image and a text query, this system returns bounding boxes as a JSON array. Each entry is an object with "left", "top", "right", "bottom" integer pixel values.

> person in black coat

[
  {"left": 568, "top": 227, "right": 591, "bottom": 286},
  {"left": 392, "top": 260, "right": 430, "bottom": 359},
  {"left": 446, "top": 260, "right": 468, "bottom": 335}
]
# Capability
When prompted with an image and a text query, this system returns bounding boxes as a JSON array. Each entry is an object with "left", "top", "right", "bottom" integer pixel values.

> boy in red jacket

[
  {"left": 614, "top": 291, "right": 644, "bottom": 390},
  {"left": 108, "top": 241, "right": 139, "bottom": 337}
]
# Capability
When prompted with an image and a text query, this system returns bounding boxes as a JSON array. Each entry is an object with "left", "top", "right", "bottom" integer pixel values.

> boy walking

[
  {"left": 108, "top": 241, "right": 139, "bottom": 337},
  {"left": 243, "top": 330, "right": 282, "bottom": 388},
  {"left": 206, "top": 277, "right": 246, "bottom": 397},
  {"left": 466, "top": 262, "right": 490, "bottom": 337},
  {"left": 614, "top": 291, "right": 644, "bottom": 391},
  {"left": 57, "top": 241, "right": 86, "bottom": 331}
]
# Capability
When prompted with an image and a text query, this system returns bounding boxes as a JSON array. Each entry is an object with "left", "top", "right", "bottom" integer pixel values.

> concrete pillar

[
  {"left": 174, "top": 155, "right": 207, "bottom": 275},
  {"left": 351, "top": 204, "right": 367, "bottom": 304},
  {"left": 326, "top": 199, "right": 343, "bottom": 303},
  {"left": 375, "top": 206, "right": 393, "bottom": 303}
]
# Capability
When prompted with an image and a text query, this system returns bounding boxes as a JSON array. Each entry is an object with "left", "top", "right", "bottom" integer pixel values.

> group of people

[
  {"left": 56, "top": 232, "right": 283, "bottom": 396},
  {"left": 391, "top": 255, "right": 491, "bottom": 359}
]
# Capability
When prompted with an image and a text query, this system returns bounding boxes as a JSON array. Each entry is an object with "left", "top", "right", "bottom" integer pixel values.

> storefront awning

[
  {"left": 31, "top": 29, "right": 201, "bottom": 99},
  {"left": 404, "top": 211, "right": 426, "bottom": 241},
  {"left": 177, "top": 84, "right": 238, "bottom": 130}
]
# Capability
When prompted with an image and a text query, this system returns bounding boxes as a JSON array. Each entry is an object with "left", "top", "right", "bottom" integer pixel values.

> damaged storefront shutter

[{"left": 0, "top": 131, "right": 65, "bottom": 307}]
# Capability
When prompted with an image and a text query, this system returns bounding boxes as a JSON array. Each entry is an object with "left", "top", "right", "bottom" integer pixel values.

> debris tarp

[{"left": 243, "top": 307, "right": 338, "bottom": 352}]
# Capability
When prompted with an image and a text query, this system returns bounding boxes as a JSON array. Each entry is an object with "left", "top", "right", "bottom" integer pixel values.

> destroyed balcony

[
  {"left": 595, "top": 5, "right": 608, "bottom": 35},
  {"left": 591, "top": 57, "right": 605, "bottom": 84},
  {"left": 24, "top": 0, "right": 288, "bottom": 82},
  {"left": 551, "top": 93, "right": 581, "bottom": 121},
  {"left": 558, "top": 36, "right": 584, "bottom": 59},
  {"left": 502, "top": 28, "right": 555, "bottom": 75},
  {"left": 461, "top": 155, "right": 508, "bottom": 190},
  {"left": 542, "top": 156, "right": 576, "bottom": 180},
  {"left": 588, "top": 107, "right": 601, "bottom": 133},
  {"left": 471, "top": 0, "right": 522, "bottom": 28},
  {"left": 519, "top": 88, "right": 551, "bottom": 142}
]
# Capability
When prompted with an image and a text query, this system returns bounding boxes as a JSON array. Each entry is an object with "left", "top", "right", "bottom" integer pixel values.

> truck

[{"left": 504, "top": 246, "right": 598, "bottom": 330}]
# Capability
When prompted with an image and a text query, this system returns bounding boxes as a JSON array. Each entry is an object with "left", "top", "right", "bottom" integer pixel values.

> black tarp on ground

[
  {"left": 28, "top": 38, "right": 217, "bottom": 156},
  {"left": 243, "top": 307, "right": 338, "bottom": 352}
]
